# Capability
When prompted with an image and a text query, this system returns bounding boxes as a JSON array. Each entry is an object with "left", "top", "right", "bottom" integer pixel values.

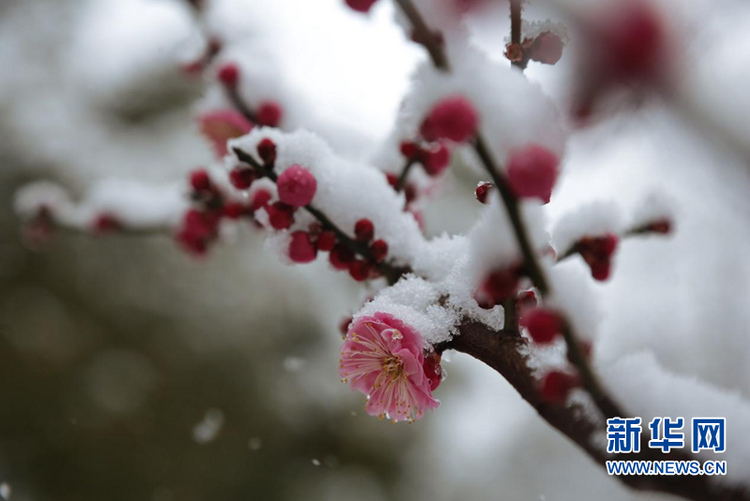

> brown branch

[
  {"left": 393, "top": 0, "right": 450, "bottom": 71},
  {"left": 233, "top": 147, "right": 409, "bottom": 285},
  {"left": 440, "top": 322, "right": 750, "bottom": 501},
  {"left": 509, "top": 0, "right": 526, "bottom": 70}
]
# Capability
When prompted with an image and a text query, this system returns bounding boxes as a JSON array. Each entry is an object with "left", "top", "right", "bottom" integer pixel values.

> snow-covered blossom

[{"left": 339, "top": 312, "right": 440, "bottom": 422}]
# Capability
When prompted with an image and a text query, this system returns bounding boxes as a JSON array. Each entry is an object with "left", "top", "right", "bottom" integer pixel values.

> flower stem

[{"left": 395, "top": 158, "right": 417, "bottom": 193}]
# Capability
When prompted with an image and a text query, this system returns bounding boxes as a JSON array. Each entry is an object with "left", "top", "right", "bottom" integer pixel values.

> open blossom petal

[{"left": 339, "top": 312, "right": 440, "bottom": 422}]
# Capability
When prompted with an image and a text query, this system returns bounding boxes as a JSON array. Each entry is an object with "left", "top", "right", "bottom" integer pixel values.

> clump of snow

[
  {"left": 192, "top": 408, "right": 225, "bottom": 444},
  {"left": 229, "top": 128, "right": 427, "bottom": 268},
  {"left": 467, "top": 197, "right": 549, "bottom": 272},
  {"left": 14, "top": 179, "right": 188, "bottom": 231},
  {"left": 400, "top": 44, "right": 567, "bottom": 169},
  {"left": 412, "top": 232, "right": 468, "bottom": 282},
  {"left": 546, "top": 259, "right": 604, "bottom": 344},
  {"left": 0, "top": 482, "right": 10, "bottom": 501},
  {"left": 551, "top": 200, "right": 625, "bottom": 255},
  {"left": 14, "top": 181, "right": 72, "bottom": 218},
  {"left": 371, "top": 197, "right": 552, "bottom": 341},
  {"left": 355, "top": 275, "right": 460, "bottom": 347},
  {"left": 630, "top": 192, "right": 676, "bottom": 228}
]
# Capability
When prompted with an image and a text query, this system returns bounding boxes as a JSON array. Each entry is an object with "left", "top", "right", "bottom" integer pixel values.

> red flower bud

[
  {"left": 420, "top": 95, "right": 479, "bottom": 144},
  {"left": 475, "top": 182, "right": 494, "bottom": 204},
  {"left": 217, "top": 63, "right": 240, "bottom": 89},
  {"left": 540, "top": 370, "right": 580, "bottom": 404},
  {"left": 520, "top": 308, "right": 562, "bottom": 344},
  {"left": 289, "top": 231, "right": 318, "bottom": 263},
  {"left": 354, "top": 218, "right": 375, "bottom": 243},
  {"left": 370, "top": 239, "right": 389, "bottom": 263}
]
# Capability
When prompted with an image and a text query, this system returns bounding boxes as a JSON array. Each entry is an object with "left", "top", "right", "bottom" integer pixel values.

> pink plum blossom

[
  {"left": 198, "top": 109, "right": 254, "bottom": 157},
  {"left": 339, "top": 312, "right": 440, "bottom": 422}
]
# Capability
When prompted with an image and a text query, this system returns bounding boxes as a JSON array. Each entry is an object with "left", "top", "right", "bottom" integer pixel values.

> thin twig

[
  {"left": 233, "top": 147, "right": 408, "bottom": 285},
  {"left": 393, "top": 0, "right": 450, "bottom": 71},
  {"left": 395, "top": 158, "right": 417, "bottom": 193}
]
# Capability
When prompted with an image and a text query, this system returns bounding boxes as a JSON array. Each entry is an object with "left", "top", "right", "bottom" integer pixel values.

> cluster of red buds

[
  {"left": 505, "top": 31, "right": 565, "bottom": 67},
  {"left": 176, "top": 166, "right": 271, "bottom": 256},
  {"left": 326, "top": 218, "right": 390, "bottom": 282},
  {"left": 228, "top": 138, "right": 394, "bottom": 282},
  {"left": 386, "top": 95, "right": 481, "bottom": 220}
]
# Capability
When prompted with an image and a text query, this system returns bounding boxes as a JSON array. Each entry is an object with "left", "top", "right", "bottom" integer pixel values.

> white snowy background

[{"left": 2, "top": 0, "right": 750, "bottom": 500}]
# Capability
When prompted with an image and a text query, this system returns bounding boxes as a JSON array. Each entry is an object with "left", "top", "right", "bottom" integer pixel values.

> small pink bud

[
  {"left": 176, "top": 209, "right": 220, "bottom": 256},
  {"left": 507, "top": 145, "right": 559, "bottom": 203},
  {"left": 421, "top": 142, "right": 451, "bottom": 176},
  {"left": 370, "top": 239, "right": 389, "bottom": 263},
  {"left": 266, "top": 202, "right": 295, "bottom": 230},
  {"left": 222, "top": 202, "right": 246, "bottom": 219},
  {"left": 257, "top": 138, "right": 277, "bottom": 165},
  {"left": 479, "top": 266, "right": 522, "bottom": 306},
  {"left": 540, "top": 370, "right": 580, "bottom": 404},
  {"left": 316, "top": 230, "right": 337, "bottom": 252},
  {"left": 289, "top": 231, "right": 318, "bottom": 263},
  {"left": 348, "top": 259, "right": 372, "bottom": 282},
  {"left": 475, "top": 182, "right": 494, "bottom": 204},
  {"left": 602, "top": 3, "right": 664, "bottom": 78},
  {"left": 217, "top": 63, "right": 240, "bottom": 89},
  {"left": 257, "top": 101, "right": 283, "bottom": 127},
  {"left": 229, "top": 167, "right": 258, "bottom": 190},
  {"left": 354, "top": 218, "right": 374, "bottom": 243},
  {"left": 277, "top": 165, "right": 317, "bottom": 207},
  {"left": 576, "top": 234, "right": 619, "bottom": 281},
  {"left": 93, "top": 213, "right": 121, "bottom": 234},
  {"left": 400, "top": 140, "right": 419, "bottom": 159},
  {"left": 190, "top": 169, "right": 211, "bottom": 192},
  {"left": 516, "top": 290, "right": 537, "bottom": 314},
  {"left": 345, "top": 0, "right": 378, "bottom": 13},
  {"left": 520, "top": 308, "right": 562, "bottom": 344},
  {"left": 423, "top": 351, "right": 443, "bottom": 392},
  {"left": 198, "top": 109, "right": 254, "bottom": 157},
  {"left": 420, "top": 96, "right": 479, "bottom": 144},
  {"left": 647, "top": 219, "right": 671, "bottom": 234},
  {"left": 385, "top": 172, "right": 398, "bottom": 189},
  {"left": 330, "top": 244, "right": 355, "bottom": 270},
  {"left": 250, "top": 189, "right": 272, "bottom": 213}
]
